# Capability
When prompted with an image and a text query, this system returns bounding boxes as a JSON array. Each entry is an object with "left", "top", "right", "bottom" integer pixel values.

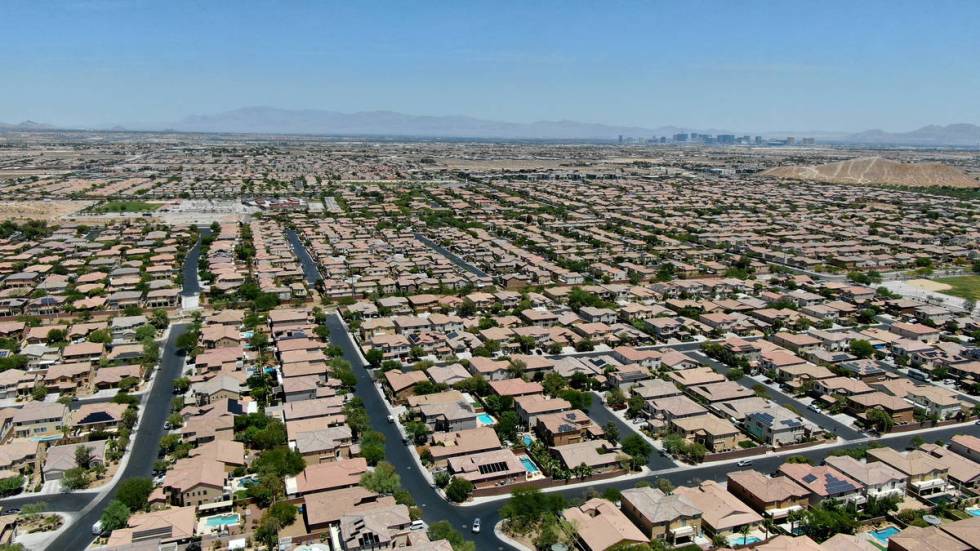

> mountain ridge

[{"left": 2, "top": 109, "right": 979, "bottom": 145}]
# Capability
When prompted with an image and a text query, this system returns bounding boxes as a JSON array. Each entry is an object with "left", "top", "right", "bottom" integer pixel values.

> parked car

[
  {"left": 737, "top": 459, "right": 753, "bottom": 467},
  {"left": 387, "top": 415, "right": 394, "bottom": 423},
  {"left": 92, "top": 520, "right": 104, "bottom": 535},
  {"left": 472, "top": 518, "right": 481, "bottom": 533},
  {"left": 410, "top": 520, "right": 426, "bottom": 531}
]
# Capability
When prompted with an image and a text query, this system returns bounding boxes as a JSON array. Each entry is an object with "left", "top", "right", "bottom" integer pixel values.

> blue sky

[{"left": 2, "top": 0, "right": 978, "bottom": 132}]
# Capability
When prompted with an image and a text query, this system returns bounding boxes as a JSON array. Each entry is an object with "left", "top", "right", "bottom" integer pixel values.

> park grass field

[{"left": 934, "top": 275, "right": 980, "bottom": 301}]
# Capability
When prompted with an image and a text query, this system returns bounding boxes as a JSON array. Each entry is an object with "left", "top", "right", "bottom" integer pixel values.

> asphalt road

[
  {"left": 181, "top": 230, "right": 206, "bottom": 296},
  {"left": 324, "top": 314, "right": 514, "bottom": 550},
  {"left": 286, "top": 228, "right": 322, "bottom": 286},
  {"left": 585, "top": 397, "right": 676, "bottom": 470},
  {"left": 413, "top": 233, "right": 490, "bottom": 278},
  {"left": 326, "top": 313, "right": 980, "bottom": 548},
  {"left": 688, "top": 351, "right": 865, "bottom": 440},
  {"left": 17, "top": 323, "right": 190, "bottom": 551}
]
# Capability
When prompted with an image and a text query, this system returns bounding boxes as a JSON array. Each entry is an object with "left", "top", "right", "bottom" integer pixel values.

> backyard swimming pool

[
  {"left": 522, "top": 434, "right": 533, "bottom": 447},
  {"left": 520, "top": 456, "right": 540, "bottom": 474},
  {"left": 477, "top": 413, "right": 496, "bottom": 425},
  {"left": 205, "top": 513, "right": 241, "bottom": 528},
  {"left": 869, "top": 526, "right": 900, "bottom": 544},
  {"left": 728, "top": 535, "right": 761, "bottom": 546},
  {"left": 967, "top": 506, "right": 980, "bottom": 517}
]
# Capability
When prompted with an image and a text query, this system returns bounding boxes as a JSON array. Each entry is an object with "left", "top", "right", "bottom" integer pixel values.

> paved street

[
  {"left": 324, "top": 313, "right": 980, "bottom": 549},
  {"left": 286, "top": 228, "right": 322, "bottom": 286},
  {"left": 324, "top": 314, "right": 514, "bottom": 549},
  {"left": 688, "top": 351, "right": 865, "bottom": 440},
  {"left": 17, "top": 323, "right": 190, "bottom": 551},
  {"left": 585, "top": 397, "right": 676, "bottom": 470},
  {"left": 414, "top": 233, "right": 490, "bottom": 278}
]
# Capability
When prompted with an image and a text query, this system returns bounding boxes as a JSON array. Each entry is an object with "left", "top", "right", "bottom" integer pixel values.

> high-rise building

[
  {"left": 786, "top": 137, "right": 796, "bottom": 145},
  {"left": 673, "top": 133, "right": 689, "bottom": 142},
  {"left": 717, "top": 134, "right": 735, "bottom": 144},
  {"left": 754, "top": 136, "right": 763, "bottom": 145}
]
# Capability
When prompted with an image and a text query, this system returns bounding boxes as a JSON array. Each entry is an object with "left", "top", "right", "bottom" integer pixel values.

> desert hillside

[{"left": 762, "top": 156, "right": 978, "bottom": 188}]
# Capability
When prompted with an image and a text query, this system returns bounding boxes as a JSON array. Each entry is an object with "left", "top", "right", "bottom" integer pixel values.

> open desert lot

[{"left": 0, "top": 199, "right": 94, "bottom": 221}]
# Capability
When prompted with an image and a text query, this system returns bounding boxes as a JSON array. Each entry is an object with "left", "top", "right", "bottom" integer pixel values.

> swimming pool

[
  {"left": 522, "top": 434, "right": 533, "bottom": 448},
  {"left": 869, "top": 526, "right": 900, "bottom": 543},
  {"left": 477, "top": 413, "right": 496, "bottom": 425},
  {"left": 205, "top": 513, "right": 241, "bottom": 528},
  {"left": 520, "top": 456, "right": 540, "bottom": 474},
  {"left": 967, "top": 507, "right": 980, "bottom": 517},
  {"left": 728, "top": 535, "right": 762, "bottom": 546}
]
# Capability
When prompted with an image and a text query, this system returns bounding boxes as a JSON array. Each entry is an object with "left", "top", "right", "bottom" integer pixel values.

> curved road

[
  {"left": 3, "top": 323, "right": 189, "bottom": 551},
  {"left": 323, "top": 312, "right": 980, "bottom": 549}
]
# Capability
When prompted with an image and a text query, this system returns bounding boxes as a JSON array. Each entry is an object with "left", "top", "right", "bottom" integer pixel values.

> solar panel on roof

[{"left": 802, "top": 474, "right": 817, "bottom": 483}]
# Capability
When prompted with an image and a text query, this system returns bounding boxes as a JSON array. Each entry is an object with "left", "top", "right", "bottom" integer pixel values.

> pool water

[
  {"left": 728, "top": 535, "right": 762, "bottom": 546},
  {"left": 870, "top": 526, "right": 900, "bottom": 543},
  {"left": 520, "top": 457, "right": 540, "bottom": 474},
  {"left": 206, "top": 513, "right": 241, "bottom": 527},
  {"left": 477, "top": 413, "right": 496, "bottom": 425},
  {"left": 522, "top": 435, "right": 533, "bottom": 447},
  {"left": 967, "top": 507, "right": 980, "bottom": 517}
]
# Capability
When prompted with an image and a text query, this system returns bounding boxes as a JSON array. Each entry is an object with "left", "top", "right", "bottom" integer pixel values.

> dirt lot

[{"left": 0, "top": 200, "right": 94, "bottom": 221}]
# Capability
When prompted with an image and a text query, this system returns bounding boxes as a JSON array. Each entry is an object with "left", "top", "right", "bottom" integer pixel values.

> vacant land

[
  {"left": 933, "top": 275, "right": 980, "bottom": 301},
  {"left": 763, "top": 156, "right": 979, "bottom": 188},
  {"left": 0, "top": 200, "right": 94, "bottom": 221}
]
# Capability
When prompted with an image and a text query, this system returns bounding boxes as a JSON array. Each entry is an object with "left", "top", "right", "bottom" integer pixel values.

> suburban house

[
  {"left": 726, "top": 469, "right": 810, "bottom": 520},
  {"left": 620, "top": 486, "right": 703, "bottom": 546}
]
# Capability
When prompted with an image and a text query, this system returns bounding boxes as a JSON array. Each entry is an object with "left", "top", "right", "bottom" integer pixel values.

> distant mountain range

[
  {"left": 2, "top": 108, "right": 979, "bottom": 145},
  {"left": 166, "top": 107, "right": 692, "bottom": 140},
  {"left": 0, "top": 120, "right": 55, "bottom": 131},
  {"left": 843, "top": 124, "right": 980, "bottom": 146}
]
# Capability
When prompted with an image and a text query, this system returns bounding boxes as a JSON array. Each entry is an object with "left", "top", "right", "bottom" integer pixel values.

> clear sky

[{"left": 2, "top": 0, "right": 978, "bottom": 132}]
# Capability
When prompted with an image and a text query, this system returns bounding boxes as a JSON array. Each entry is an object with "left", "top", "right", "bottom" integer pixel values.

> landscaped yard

[
  {"left": 90, "top": 200, "right": 161, "bottom": 213},
  {"left": 934, "top": 275, "right": 980, "bottom": 301}
]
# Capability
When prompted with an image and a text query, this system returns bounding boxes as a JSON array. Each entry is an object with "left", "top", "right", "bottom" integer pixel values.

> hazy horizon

[{"left": 2, "top": 1, "right": 978, "bottom": 132}]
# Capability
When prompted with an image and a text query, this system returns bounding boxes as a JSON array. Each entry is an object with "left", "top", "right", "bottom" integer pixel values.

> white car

[
  {"left": 737, "top": 459, "right": 753, "bottom": 467},
  {"left": 410, "top": 520, "right": 427, "bottom": 531},
  {"left": 472, "top": 518, "right": 481, "bottom": 533}
]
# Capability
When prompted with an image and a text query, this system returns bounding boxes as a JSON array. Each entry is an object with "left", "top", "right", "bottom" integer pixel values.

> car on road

[
  {"left": 737, "top": 459, "right": 753, "bottom": 467},
  {"left": 808, "top": 404, "right": 821, "bottom": 413},
  {"left": 387, "top": 415, "right": 394, "bottom": 423},
  {"left": 92, "top": 520, "right": 104, "bottom": 535},
  {"left": 472, "top": 518, "right": 481, "bottom": 533}
]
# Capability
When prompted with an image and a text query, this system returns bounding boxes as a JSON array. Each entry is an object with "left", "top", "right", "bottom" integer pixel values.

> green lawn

[
  {"left": 91, "top": 200, "right": 161, "bottom": 213},
  {"left": 934, "top": 275, "right": 980, "bottom": 301}
]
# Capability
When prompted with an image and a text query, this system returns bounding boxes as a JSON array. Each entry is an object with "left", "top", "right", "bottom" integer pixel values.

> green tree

[
  {"left": 849, "top": 339, "right": 875, "bottom": 359},
  {"left": 268, "top": 502, "right": 297, "bottom": 526},
  {"left": 116, "top": 478, "right": 154, "bottom": 512},
  {"left": 866, "top": 408, "right": 895, "bottom": 433},
  {"left": 31, "top": 384, "right": 47, "bottom": 401},
  {"left": 365, "top": 348, "right": 384, "bottom": 367},
  {"left": 360, "top": 461, "right": 401, "bottom": 494},
  {"left": 61, "top": 467, "right": 89, "bottom": 490},
  {"left": 99, "top": 499, "right": 130, "bottom": 532},
  {"left": 495, "top": 411, "right": 520, "bottom": 443},
  {"left": 428, "top": 520, "right": 477, "bottom": 551},
  {"left": 74, "top": 445, "right": 94, "bottom": 469},
  {"left": 445, "top": 477, "right": 474, "bottom": 503}
]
